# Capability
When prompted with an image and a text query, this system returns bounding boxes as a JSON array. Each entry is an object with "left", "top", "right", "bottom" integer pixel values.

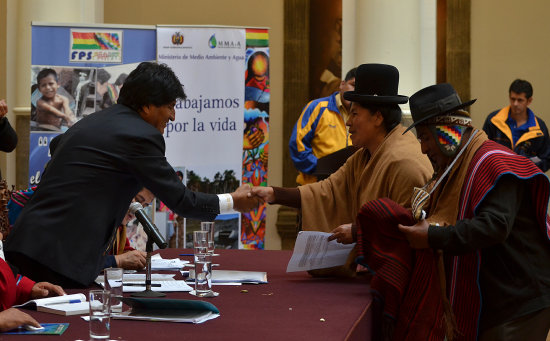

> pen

[
  {"left": 123, "top": 283, "right": 161, "bottom": 287},
  {"left": 179, "top": 254, "right": 194, "bottom": 256},
  {"left": 45, "top": 299, "right": 82, "bottom": 306}
]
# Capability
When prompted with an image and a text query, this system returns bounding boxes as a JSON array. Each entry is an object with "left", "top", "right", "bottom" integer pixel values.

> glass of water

[
  {"left": 200, "top": 222, "right": 215, "bottom": 255},
  {"left": 104, "top": 268, "right": 123, "bottom": 313},
  {"left": 193, "top": 230, "right": 209, "bottom": 255},
  {"left": 193, "top": 230, "right": 217, "bottom": 297},
  {"left": 89, "top": 289, "right": 110, "bottom": 340},
  {"left": 194, "top": 253, "right": 213, "bottom": 297}
]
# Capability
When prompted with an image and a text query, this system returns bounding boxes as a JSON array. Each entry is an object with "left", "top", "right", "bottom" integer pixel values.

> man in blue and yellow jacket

[
  {"left": 289, "top": 68, "right": 356, "bottom": 185},
  {"left": 483, "top": 79, "right": 550, "bottom": 172}
]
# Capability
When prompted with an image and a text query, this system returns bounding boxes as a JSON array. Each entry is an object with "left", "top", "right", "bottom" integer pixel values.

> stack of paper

[
  {"left": 120, "top": 281, "right": 192, "bottom": 293},
  {"left": 151, "top": 254, "right": 189, "bottom": 270},
  {"left": 187, "top": 270, "right": 268, "bottom": 284},
  {"left": 95, "top": 273, "right": 192, "bottom": 292}
]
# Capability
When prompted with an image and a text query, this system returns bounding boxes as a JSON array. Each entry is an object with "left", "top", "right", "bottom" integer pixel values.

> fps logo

[
  {"left": 172, "top": 32, "right": 184, "bottom": 45},
  {"left": 69, "top": 29, "right": 122, "bottom": 63}
]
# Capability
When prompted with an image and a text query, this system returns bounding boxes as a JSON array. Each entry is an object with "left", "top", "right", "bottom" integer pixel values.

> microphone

[{"left": 129, "top": 202, "right": 168, "bottom": 249}]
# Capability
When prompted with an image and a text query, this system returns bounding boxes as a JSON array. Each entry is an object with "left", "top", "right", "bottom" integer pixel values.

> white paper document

[
  {"left": 95, "top": 273, "right": 191, "bottom": 292},
  {"left": 187, "top": 269, "right": 267, "bottom": 284},
  {"left": 120, "top": 281, "right": 193, "bottom": 293},
  {"left": 151, "top": 254, "right": 189, "bottom": 270},
  {"left": 286, "top": 231, "right": 356, "bottom": 272},
  {"left": 95, "top": 273, "right": 175, "bottom": 284}
]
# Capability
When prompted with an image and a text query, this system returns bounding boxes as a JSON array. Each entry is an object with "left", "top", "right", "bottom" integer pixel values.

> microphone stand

[{"left": 131, "top": 236, "right": 166, "bottom": 298}]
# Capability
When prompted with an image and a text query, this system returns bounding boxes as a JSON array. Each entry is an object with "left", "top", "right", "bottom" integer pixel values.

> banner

[
  {"left": 29, "top": 24, "right": 269, "bottom": 250},
  {"left": 30, "top": 24, "right": 156, "bottom": 186},
  {"left": 157, "top": 26, "right": 246, "bottom": 249},
  {"left": 157, "top": 26, "right": 270, "bottom": 250},
  {"left": 241, "top": 29, "right": 270, "bottom": 249}
]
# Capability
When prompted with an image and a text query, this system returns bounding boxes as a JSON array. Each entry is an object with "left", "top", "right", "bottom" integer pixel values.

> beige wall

[
  {"left": 471, "top": 1, "right": 550, "bottom": 130},
  {"left": 104, "top": 0, "right": 284, "bottom": 249},
  {"left": 343, "top": 0, "right": 436, "bottom": 114}
]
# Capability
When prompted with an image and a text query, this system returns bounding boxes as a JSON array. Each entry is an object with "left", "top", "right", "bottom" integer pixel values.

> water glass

[
  {"left": 193, "top": 230, "right": 209, "bottom": 255},
  {"left": 104, "top": 268, "right": 123, "bottom": 313},
  {"left": 89, "top": 290, "right": 110, "bottom": 340},
  {"left": 194, "top": 253, "right": 213, "bottom": 296},
  {"left": 200, "top": 222, "right": 215, "bottom": 255}
]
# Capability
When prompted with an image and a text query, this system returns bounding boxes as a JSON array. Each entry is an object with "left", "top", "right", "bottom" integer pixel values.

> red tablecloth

[{"left": 0, "top": 249, "right": 372, "bottom": 341}]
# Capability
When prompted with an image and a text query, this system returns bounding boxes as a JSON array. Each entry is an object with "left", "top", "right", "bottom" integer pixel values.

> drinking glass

[
  {"left": 193, "top": 230, "right": 209, "bottom": 255},
  {"left": 194, "top": 253, "right": 213, "bottom": 297},
  {"left": 193, "top": 230, "right": 216, "bottom": 297},
  {"left": 200, "top": 222, "right": 215, "bottom": 255},
  {"left": 89, "top": 289, "right": 110, "bottom": 340},
  {"left": 104, "top": 268, "right": 123, "bottom": 313}
]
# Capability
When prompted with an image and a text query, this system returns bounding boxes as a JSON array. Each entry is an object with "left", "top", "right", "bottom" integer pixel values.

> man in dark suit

[{"left": 5, "top": 62, "right": 257, "bottom": 287}]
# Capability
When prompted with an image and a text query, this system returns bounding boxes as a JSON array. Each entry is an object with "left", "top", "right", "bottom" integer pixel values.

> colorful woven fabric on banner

[{"left": 241, "top": 30, "right": 270, "bottom": 249}]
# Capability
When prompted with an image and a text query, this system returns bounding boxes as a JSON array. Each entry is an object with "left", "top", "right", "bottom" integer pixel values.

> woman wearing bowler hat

[{"left": 250, "top": 64, "right": 432, "bottom": 252}]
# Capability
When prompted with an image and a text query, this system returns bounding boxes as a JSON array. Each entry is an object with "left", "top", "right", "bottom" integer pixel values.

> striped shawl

[{"left": 356, "top": 139, "right": 550, "bottom": 340}]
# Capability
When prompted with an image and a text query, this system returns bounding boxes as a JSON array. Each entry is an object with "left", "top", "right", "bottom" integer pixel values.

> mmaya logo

[
  {"left": 208, "top": 34, "right": 217, "bottom": 48},
  {"left": 208, "top": 34, "right": 241, "bottom": 49},
  {"left": 172, "top": 32, "right": 184, "bottom": 45}
]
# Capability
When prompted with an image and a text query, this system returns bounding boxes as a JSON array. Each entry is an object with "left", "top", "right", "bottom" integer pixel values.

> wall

[
  {"left": 104, "top": 0, "right": 284, "bottom": 250},
  {"left": 342, "top": 0, "right": 436, "bottom": 102},
  {"left": 471, "top": 1, "right": 550, "bottom": 131}
]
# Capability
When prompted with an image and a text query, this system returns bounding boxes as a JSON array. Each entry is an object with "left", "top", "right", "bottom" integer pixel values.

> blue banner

[{"left": 29, "top": 24, "right": 156, "bottom": 186}]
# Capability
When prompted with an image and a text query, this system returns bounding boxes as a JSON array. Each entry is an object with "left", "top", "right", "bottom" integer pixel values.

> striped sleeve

[{"left": 288, "top": 99, "right": 326, "bottom": 173}]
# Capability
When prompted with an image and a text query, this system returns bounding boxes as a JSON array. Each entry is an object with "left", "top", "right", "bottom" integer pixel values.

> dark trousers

[
  {"left": 6, "top": 252, "right": 86, "bottom": 288},
  {"left": 479, "top": 306, "right": 550, "bottom": 341}
]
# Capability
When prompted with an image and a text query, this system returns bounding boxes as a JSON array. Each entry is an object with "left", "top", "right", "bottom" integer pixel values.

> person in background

[
  {"left": 483, "top": 79, "right": 550, "bottom": 172},
  {"left": 104, "top": 188, "right": 155, "bottom": 270},
  {"left": 169, "top": 171, "right": 185, "bottom": 248},
  {"left": 7, "top": 187, "right": 36, "bottom": 227},
  {"left": 289, "top": 67, "right": 356, "bottom": 185}
]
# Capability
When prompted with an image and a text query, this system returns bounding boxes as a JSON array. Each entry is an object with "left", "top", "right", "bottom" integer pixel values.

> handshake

[{"left": 230, "top": 184, "right": 275, "bottom": 212}]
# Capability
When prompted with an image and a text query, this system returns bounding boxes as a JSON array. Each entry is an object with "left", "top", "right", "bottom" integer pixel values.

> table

[{"left": 1, "top": 249, "right": 372, "bottom": 341}]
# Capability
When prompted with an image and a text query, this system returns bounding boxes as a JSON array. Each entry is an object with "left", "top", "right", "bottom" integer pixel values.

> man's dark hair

[
  {"left": 344, "top": 67, "right": 357, "bottom": 82},
  {"left": 509, "top": 79, "right": 533, "bottom": 98},
  {"left": 37, "top": 68, "right": 58, "bottom": 84},
  {"left": 96, "top": 69, "right": 111, "bottom": 85},
  {"left": 117, "top": 62, "right": 187, "bottom": 112},
  {"left": 357, "top": 102, "right": 402, "bottom": 133}
]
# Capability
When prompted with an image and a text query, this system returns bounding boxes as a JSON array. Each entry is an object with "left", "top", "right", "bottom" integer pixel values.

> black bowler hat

[
  {"left": 403, "top": 83, "right": 476, "bottom": 133},
  {"left": 343, "top": 64, "right": 408, "bottom": 105}
]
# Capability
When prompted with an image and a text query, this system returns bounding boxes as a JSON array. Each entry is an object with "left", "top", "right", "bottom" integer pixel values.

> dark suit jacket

[
  {"left": 0, "top": 117, "right": 17, "bottom": 153},
  {"left": 5, "top": 104, "right": 219, "bottom": 286}
]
